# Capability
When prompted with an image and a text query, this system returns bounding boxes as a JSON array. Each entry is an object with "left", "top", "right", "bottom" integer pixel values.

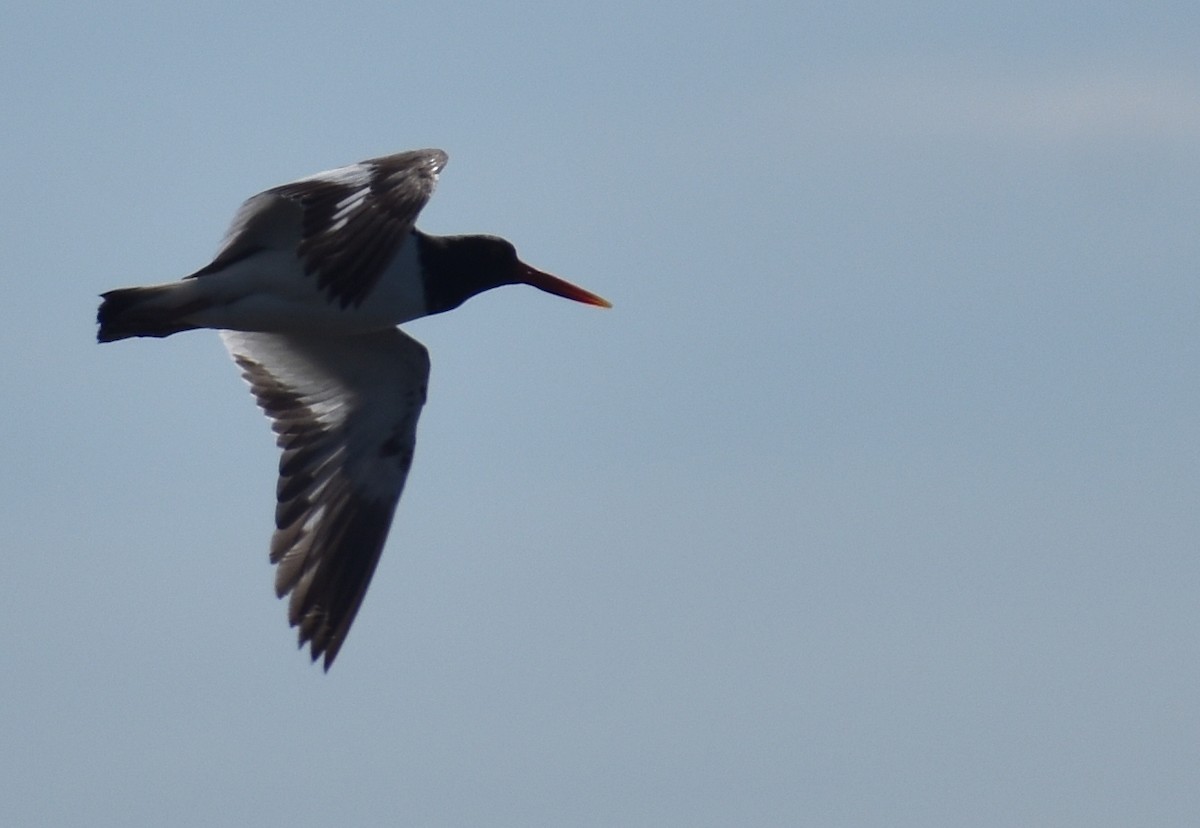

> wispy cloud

[{"left": 790, "top": 65, "right": 1200, "bottom": 146}]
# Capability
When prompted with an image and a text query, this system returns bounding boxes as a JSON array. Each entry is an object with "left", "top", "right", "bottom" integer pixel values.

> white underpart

[{"left": 173, "top": 229, "right": 428, "bottom": 334}]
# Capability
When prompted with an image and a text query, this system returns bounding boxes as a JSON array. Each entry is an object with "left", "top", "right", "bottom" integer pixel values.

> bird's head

[{"left": 420, "top": 233, "right": 611, "bottom": 314}]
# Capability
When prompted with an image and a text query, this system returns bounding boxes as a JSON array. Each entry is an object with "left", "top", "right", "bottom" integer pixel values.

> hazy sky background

[{"left": 3, "top": 2, "right": 1198, "bottom": 825}]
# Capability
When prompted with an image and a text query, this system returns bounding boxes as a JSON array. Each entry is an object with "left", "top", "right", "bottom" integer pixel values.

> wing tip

[
  {"left": 295, "top": 626, "right": 343, "bottom": 672},
  {"left": 365, "top": 147, "right": 448, "bottom": 177}
]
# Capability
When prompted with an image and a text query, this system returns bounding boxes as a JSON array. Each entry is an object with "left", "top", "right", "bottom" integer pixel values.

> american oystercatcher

[{"left": 97, "top": 148, "right": 610, "bottom": 669}]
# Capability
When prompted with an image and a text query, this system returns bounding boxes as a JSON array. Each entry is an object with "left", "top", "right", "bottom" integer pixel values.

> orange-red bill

[{"left": 520, "top": 264, "right": 612, "bottom": 308}]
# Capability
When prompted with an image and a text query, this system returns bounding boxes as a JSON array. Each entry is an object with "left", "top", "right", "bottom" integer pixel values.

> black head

[{"left": 417, "top": 232, "right": 611, "bottom": 314}]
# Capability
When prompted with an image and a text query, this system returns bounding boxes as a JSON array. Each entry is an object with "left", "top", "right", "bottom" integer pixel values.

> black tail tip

[
  {"left": 96, "top": 286, "right": 196, "bottom": 342},
  {"left": 96, "top": 289, "right": 137, "bottom": 342}
]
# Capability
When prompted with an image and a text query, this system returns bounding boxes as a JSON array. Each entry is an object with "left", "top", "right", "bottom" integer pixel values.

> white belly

[{"left": 184, "top": 240, "right": 428, "bottom": 334}]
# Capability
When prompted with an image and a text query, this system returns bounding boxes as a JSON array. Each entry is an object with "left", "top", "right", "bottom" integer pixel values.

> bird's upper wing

[
  {"left": 198, "top": 149, "right": 449, "bottom": 308},
  {"left": 221, "top": 328, "right": 431, "bottom": 669}
]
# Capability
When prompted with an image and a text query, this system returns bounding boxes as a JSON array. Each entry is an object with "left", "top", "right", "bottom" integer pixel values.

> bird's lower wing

[{"left": 221, "top": 328, "right": 431, "bottom": 669}]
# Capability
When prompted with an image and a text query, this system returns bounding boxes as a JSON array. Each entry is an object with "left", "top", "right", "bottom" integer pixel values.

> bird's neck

[{"left": 414, "top": 232, "right": 511, "bottom": 315}]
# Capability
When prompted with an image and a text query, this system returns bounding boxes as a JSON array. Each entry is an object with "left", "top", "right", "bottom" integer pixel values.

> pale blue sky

[{"left": 3, "top": 2, "right": 1198, "bottom": 825}]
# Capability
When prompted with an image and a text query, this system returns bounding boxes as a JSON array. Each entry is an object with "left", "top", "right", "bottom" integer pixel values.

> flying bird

[{"left": 97, "top": 148, "right": 610, "bottom": 669}]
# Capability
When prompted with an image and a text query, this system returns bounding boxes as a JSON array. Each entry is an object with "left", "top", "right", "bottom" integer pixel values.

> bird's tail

[{"left": 96, "top": 284, "right": 205, "bottom": 342}]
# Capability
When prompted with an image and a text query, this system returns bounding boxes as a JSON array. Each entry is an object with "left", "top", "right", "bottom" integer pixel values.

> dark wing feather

[
  {"left": 269, "top": 149, "right": 448, "bottom": 307},
  {"left": 221, "top": 328, "right": 430, "bottom": 669},
  {"left": 192, "top": 149, "right": 448, "bottom": 304}
]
